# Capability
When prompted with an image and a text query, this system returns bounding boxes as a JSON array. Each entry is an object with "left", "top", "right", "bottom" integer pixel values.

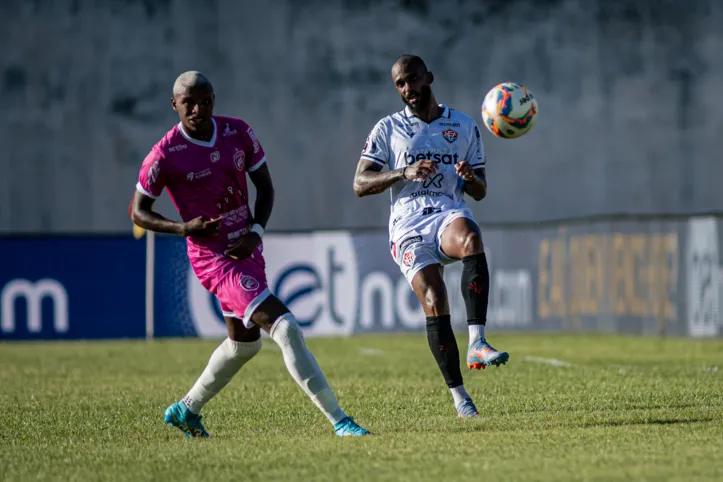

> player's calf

[
  {"left": 462, "top": 252, "right": 490, "bottom": 343},
  {"left": 426, "top": 315, "right": 464, "bottom": 388},
  {"left": 426, "top": 314, "right": 479, "bottom": 414},
  {"left": 413, "top": 266, "right": 476, "bottom": 414},
  {"left": 182, "top": 336, "right": 262, "bottom": 414},
  {"left": 164, "top": 335, "right": 262, "bottom": 438},
  {"left": 265, "top": 306, "right": 370, "bottom": 436},
  {"left": 461, "top": 252, "right": 510, "bottom": 369}
]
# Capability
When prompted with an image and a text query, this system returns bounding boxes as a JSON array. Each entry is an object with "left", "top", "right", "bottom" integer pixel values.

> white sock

[
  {"left": 468, "top": 324, "right": 486, "bottom": 345},
  {"left": 270, "top": 313, "right": 348, "bottom": 425},
  {"left": 450, "top": 385, "right": 471, "bottom": 407},
  {"left": 182, "top": 337, "right": 261, "bottom": 414}
]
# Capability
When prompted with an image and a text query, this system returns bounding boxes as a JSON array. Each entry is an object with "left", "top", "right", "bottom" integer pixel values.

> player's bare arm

[
  {"left": 248, "top": 163, "right": 275, "bottom": 229},
  {"left": 225, "top": 163, "right": 274, "bottom": 259},
  {"left": 353, "top": 159, "right": 438, "bottom": 197},
  {"left": 131, "top": 191, "right": 222, "bottom": 237},
  {"left": 455, "top": 162, "right": 487, "bottom": 201}
]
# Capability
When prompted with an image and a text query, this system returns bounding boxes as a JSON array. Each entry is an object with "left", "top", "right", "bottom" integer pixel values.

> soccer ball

[{"left": 481, "top": 82, "right": 538, "bottom": 139}]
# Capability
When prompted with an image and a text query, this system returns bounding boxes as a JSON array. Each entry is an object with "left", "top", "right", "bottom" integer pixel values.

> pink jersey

[{"left": 136, "top": 115, "right": 266, "bottom": 261}]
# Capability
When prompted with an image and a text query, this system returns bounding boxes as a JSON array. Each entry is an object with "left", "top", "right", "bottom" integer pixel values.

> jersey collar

[
  {"left": 403, "top": 104, "right": 450, "bottom": 121},
  {"left": 177, "top": 117, "right": 217, "bottom": 148}
]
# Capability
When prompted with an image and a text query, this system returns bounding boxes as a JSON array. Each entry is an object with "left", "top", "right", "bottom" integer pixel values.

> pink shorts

[{"left": 191, "top": 249, "right": 270, "bottom": 329}]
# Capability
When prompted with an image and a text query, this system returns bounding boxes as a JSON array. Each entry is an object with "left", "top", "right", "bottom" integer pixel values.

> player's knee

[
  {"left": 224, "top": 336, "right": 262, "bottom": 361},
  {"left": 422, "top": 285, "right": 448, "bottom": 313},
  {"left": 460, "top": 231, "right": 483, "bottom": 257},
  {"left": 226, "top": 317, "right": 262, "bottom": 343},
  {"left": 269, "top": 312, "right": 305, "bottom": 347},
  {"left": 249, "top": 295, "right": 291, "bottom": 329}
]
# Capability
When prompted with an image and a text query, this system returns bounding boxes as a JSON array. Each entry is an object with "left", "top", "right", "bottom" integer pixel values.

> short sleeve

[
  {"left": 136, "top": 147, "right": 167, "bottom": 199},
  {"left": 466, "top": 124, "right": 486, "bottom": 168},
  {"left": 243, "top": 123, "right": 267, "bottom": 173},
  {"left": 360, "top": 120, "right": 391, "bottom": 167}
]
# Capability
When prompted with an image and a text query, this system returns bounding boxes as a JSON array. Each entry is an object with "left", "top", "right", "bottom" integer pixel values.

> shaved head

[
  {"left": 392, "top": 55, "right": 428, "bottom": 75},
  {"left": 172, "top": 71, "right": 214, "bottom": 98}
]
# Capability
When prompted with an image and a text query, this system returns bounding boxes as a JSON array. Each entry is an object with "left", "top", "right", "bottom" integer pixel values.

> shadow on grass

[
  {"left": 436, "top": 415, "right": 721, "bottom": 434},
  {"left": 576, "top": 416, "right": 720, "bottom": 428}
]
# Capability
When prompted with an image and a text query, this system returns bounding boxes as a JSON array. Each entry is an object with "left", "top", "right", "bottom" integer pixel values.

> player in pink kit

[{"left": 131, "top": 71, "right": 369, "bottom": 438}]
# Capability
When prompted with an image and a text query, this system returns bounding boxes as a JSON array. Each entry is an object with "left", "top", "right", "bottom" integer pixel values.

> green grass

[{"left": 1, "top": 333, "right": 722, "bottom": 481}]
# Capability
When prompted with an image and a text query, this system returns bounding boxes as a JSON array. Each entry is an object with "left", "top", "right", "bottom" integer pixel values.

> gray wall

[{"left": 2, "top": 0, "right": 722, "bottom": 233}]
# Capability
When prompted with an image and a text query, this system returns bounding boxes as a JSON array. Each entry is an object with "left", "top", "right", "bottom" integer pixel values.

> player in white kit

[{"left": 353, "top": 55, "right": 509, "bottom": 418}]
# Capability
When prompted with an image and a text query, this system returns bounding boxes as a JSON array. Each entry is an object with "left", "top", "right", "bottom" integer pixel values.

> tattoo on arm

[{"left": 353, "top": 160, "right": 405, "bottom": 197}]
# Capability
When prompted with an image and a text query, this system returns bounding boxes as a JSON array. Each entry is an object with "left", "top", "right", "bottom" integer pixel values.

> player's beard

[{"left": 403, "top": 85, "right": 432, "bottom": 113}]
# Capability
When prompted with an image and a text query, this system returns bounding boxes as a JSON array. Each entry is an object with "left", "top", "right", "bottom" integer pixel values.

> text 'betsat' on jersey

[{"left": 361, "top": 105, "right": 486, "bottom": 221}]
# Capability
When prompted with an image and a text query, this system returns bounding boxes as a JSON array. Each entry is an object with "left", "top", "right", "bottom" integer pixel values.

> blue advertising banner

[
  {"left": 153, "top": 236, "right": 229, "bottom": 338},
  {"left": 2, "top": 215, "right": 721, "bottom": 341},
  {"left": 150, "top": 231, "right": 534, "bottom": 339},
  {"left": 0, "top": 237, "right": 146, "bottom": 340}
]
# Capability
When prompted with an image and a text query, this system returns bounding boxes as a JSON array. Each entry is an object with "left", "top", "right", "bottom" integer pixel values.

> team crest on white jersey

[{"left": 442, "top": 128, "right": 458, "bottom": 143}]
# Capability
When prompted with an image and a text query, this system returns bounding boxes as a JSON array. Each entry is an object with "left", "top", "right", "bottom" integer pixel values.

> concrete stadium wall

[{"left": 2, "top": 0, "right": 722, "bottom": 233}]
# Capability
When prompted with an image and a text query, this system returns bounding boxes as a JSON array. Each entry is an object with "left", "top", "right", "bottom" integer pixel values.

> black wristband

[{"left": 401, "top": 166, "right": 407, "bottom": 180}]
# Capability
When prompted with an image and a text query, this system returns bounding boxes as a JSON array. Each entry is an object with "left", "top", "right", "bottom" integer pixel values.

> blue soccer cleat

[
  {"left": 164, "top": 401, "right": 210, "bottom": 438},
  {"left": 467, "top": 340, "right": 509, "bottom": 370},
  {"left": 456, "top": 398, "right": 480, "bottom": 418},
  {"left": 334, "top": 417, "right": 371, "bottom": 437}
]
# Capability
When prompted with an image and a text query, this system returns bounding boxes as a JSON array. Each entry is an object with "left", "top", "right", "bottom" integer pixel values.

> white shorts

[{"left": 389, "top": 208, "right": 478, "bottom": 285}]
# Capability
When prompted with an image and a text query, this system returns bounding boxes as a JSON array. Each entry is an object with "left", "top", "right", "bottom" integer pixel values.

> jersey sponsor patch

[
  {"left": 392, "top": 235, "right": 422, "bottom": 262},
  {"left": 365, "top": 105, "right": 485, "bottom": 223},
  {"left": 398, "top": 235, "right": 422, "bottom": 255},
  {"left": 422, "top": 173, "right": 444, "bottom": 189},
  {"left": 247, "top": 127, "right": 260, "bottom": 153},
  {"left": 148, "top": 160, "right": 160, "bottom": 185},
  {"left": 168, "top": 144, "right": 187, "bottom": 152},
  {"left": 404, "top": 150, "right": 459, "bottom": 165},
  {"left": 223, "top": 122, "right": 238, "bottom": 136}
]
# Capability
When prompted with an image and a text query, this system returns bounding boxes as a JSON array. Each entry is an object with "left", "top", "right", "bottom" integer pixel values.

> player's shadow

[
  {"left": 574, "top": 416, "right": 719, "bottom": 428},
  {"left": 444, "top": 415, "right": 719, "bottom": 434},
  {"left": 515, "top": 401, "right": 709, "bottom": 414}
]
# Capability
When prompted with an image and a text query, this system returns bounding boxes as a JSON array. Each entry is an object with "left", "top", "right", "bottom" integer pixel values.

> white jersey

[{"left": 360, "top": 104, "right": 485, "bottom": 232}]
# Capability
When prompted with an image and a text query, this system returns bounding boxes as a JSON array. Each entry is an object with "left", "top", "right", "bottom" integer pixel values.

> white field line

[
  {"left": 359, "top": 348, "right": 385, "bottom": 356},
  {"left": 522, "top": 356, "right": 573, "bottom": 368}
]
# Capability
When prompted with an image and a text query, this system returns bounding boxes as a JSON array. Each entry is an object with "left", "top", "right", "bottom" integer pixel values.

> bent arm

[
  {"left": 247, "top": 163, "right": 275, "bottom": 228},
  {"left": 131, "top": 191, "right": 187, "bottom": 236},
  {"left": 463, "top": 167, "right": 487, "bottom": 201},
  {"left": 353, "top": 159, "right": 405, "bottom": 197}
]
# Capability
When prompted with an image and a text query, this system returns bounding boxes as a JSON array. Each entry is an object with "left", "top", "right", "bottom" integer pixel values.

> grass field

[{"left": 1, "top": 333, "right": 722, "bottom": 481}]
